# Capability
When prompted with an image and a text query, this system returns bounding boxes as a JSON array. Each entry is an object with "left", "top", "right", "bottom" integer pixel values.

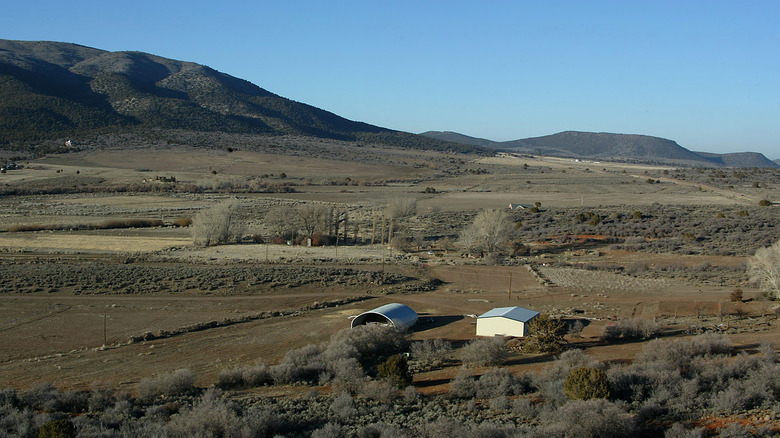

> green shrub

[
  {"left": 38, "top": 419, "right": 75, "bottom": 438},
  {"left": 564, "top": 367, "right": 611, "bottom": 400},
  {"left": 523, "top": 315, "right": 567, "bottom": 354},
  {"left": 377, "top": 355, "right": 412, "bottom": 387}
]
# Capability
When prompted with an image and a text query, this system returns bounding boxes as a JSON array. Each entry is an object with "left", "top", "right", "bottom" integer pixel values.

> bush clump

[
  {"left": 410, "top": 338, "right": 452, "bottom": 371},
  {"left": 460, "top": 337, "right": 507, "bottom": 367},
  {"left": 269, "top": 325, "right": 406, "bottom": 387},
  {"left": 539, "top": 399, "right": 635, "bottom": 437},
  {"left": 601, "top": 318, "right": 661, "bottom": 343},
  {"left": 137, "top": 369, "right": 196, "bottom": 404},
  {"left": 564, "top": 367, "right": 611, "bottom": 400},
  {"left": 216, "top": 361, "right": 271, "bottom": 389}
]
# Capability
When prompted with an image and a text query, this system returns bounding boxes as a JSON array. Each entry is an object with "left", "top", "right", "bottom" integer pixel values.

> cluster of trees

[
  {"left": 264, "top": 203, "right": 357, "bottom": 245},
  {"left": 191, "top": 198, "right": 425, "bottom": 248}
]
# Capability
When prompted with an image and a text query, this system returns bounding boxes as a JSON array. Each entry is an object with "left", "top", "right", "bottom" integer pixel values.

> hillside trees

[{"left": 748, "top": 239, "right": 780, "bottom": 300}]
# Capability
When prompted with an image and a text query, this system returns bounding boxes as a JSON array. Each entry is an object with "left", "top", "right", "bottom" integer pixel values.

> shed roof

[
  {"left": 351, "top": 303, "right": 418, "bottom": 331},
  {"left": 477, "top": 306, "right": 539, "bottom": 322}
]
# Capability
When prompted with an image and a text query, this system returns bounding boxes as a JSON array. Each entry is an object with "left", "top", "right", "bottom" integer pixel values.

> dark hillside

[{"left": 0, "top": 39, "right": 484, "bottom": 154}]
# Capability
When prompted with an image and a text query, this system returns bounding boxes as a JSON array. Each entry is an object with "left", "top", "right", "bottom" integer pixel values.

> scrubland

[{"left": 0, "top": 144, "right": 778, "bottom": 436}]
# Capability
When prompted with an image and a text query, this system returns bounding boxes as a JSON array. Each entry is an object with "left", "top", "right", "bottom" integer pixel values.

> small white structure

[
  {"left": 351, "top": 303, "right": 418, "bottom": 331},
  {"left": 476, "top": 306, "right": 539, "bottom": 337},
  {"left": 508, "top": 203, "right": 534, "bottom": 210}
]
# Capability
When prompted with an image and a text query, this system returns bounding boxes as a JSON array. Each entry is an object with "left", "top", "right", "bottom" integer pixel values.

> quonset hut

[{"left": 351, "top": 303, "right": 418, "bottom": 331}]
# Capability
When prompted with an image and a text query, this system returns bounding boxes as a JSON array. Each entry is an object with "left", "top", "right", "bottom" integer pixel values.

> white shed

[
  {"left": 351, "top": 303, "right": 418, "bottom": 331},
  {"left": 476, "top": 306, "right": 539, "bottom": 337}
]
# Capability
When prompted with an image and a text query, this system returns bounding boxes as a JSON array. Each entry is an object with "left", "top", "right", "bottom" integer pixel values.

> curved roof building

[{"left": 351, "top": 303, "right": 418, "bottom": 331}]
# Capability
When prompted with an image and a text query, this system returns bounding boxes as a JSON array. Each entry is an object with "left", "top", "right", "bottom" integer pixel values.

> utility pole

[
  {"left": 508, "top": 271, "right": 513, "bottom": 300},
  {"left": 103, "top": 305, "right": 107, "bottom": 347}
]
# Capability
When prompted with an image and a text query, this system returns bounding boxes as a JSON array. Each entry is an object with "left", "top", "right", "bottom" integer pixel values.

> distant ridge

[
  {"left": 419, "top": 131, "right": 497, "bottom": 148},
  {"left": 694, "top": 151, "right": 778, "bottom": 168},
  {"left": 421, "top": 130, "right": 778, "bottom": 168},
  {"left": 0, "top": 39, "right": 484, "bottom": 154}
]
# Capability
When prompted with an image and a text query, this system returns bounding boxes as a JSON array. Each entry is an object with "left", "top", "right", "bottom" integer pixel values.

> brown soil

[{"left": 1, "top": 255, "right": 776, "bottom": 394}]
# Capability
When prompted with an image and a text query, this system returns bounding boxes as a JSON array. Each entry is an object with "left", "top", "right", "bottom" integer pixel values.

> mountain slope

[{"left": 0, "top": 39, "right": 482, "bottom": 154}]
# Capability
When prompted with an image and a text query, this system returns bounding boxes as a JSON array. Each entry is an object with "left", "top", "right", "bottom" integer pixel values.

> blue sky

[{"left": 3, "top": 1, "right": 779, "bottom": 158}]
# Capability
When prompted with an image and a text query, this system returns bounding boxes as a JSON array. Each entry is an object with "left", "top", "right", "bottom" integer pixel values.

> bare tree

[
  {"left": 264, "top": 205, "right": 298, "bottom": 241},
  {"left": 296, "top": 204, "right": 329, "bottom": 237},
  {"left": 191, "top": 200, "right": 243, "bottom": 246},
  {"left": 749, "top": 240, "right": 780, "bottom": 300},
  {"left": 459, "top": 209, "right": 515, "bottom": 255},
  {"left": 330, "top": 207, "right": 349, "bottom": 243},
  {"left": 386, "top": 198, "right": 417, "bottom": 218},
  {"left": 437, "top": 236, "right": 457, "bottom": 254}
]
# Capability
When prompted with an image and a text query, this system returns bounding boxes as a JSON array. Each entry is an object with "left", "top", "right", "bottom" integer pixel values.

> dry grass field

[{"left": 1, "top": 146, "right": 778, "bottom": 409}]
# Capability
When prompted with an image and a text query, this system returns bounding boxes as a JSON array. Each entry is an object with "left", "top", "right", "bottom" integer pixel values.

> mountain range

[
  {"left": 420, "top": 131, "right": 778, "bottom": 168},
  {"left": 0, "top": 39, "right": 479, "bottom": 154},
  {"left": 1, "top": 39, "right": 775, "bottom": 167}
]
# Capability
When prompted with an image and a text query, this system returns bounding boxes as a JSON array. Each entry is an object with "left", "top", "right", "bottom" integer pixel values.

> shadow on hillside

[{"left": 412, "top": 315, "right": 464, "bottom": 333}]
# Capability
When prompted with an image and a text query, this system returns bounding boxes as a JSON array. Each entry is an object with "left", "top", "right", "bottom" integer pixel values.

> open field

[{"left": 0, "top": 254, "right": 775, "bottom": 396}]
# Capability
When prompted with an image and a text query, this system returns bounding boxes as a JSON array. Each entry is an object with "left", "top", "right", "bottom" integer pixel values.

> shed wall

[{"left": 476, "top": 317, "right": 527, "bottom": 337}]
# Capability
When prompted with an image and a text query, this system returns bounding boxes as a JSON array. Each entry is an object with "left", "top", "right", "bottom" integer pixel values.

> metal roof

[
  {"left": 351, "top": 303, "right": 418, "bottom": 331},
  {"left": 477, "top": 306, "right": 539, "bottom": 322}
]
